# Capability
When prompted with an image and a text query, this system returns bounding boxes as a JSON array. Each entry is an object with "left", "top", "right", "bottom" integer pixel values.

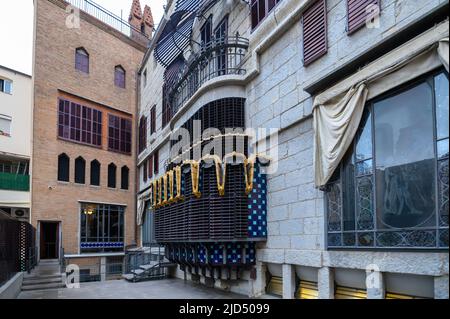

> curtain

[
  {"left": 136, "top": 190, "right": 151, "bottom": 226},
  {"left": 313, "top": 28, "right": 449, "bottom": 188}
]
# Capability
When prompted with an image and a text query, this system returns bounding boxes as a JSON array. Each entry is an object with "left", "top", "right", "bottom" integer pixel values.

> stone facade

[
  {"left": 32, "top": 0, "right": 145, "bottom": 265},
  {"left": 138, "top": 0, "right": 449, "bottom": 298}
]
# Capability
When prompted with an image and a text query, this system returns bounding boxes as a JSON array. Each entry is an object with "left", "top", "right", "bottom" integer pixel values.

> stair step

[
  {"left": 24, "top": 273, "right": 62, "bottom": 280},
  {"left": 159, "top": 262, "right": 178, "bottom": 268},
  {"left": 23, "top": 277, "right": 62, "bottom": 285},
  {"left": 21, "top": 282, "right": 66, "bottom": 291}
]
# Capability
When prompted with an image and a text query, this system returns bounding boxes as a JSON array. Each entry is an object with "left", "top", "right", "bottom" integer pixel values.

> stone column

[
  {"left": 318, "top": 266, "right": 334, "bottom": 299},
  {"left": 434, "top": 275, "right": 449, "bottom": 299},
  {"left": 100, "top": 257, "right": 106, "bottom": 281},
  {"left": 282, "top": 264, "right": 296, "bottom": 299},
  {"left": 366, "top": 270, "right": 385, "bottom": 299},
  {"left": 248, "top": 262, "right": 267, "bottom": 298}
]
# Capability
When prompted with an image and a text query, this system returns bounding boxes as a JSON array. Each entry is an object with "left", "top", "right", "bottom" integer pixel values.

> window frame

[
  {"left": 139, "top": 115, "right": 147, "bottom": 154},
  {"left": 121, "top": 166, "right": 129, "bottom": 190},
  {"left": 0, "top": 78, "right": 12, "bottom": 94},
  {"left": 90, "top": 160, "right": 101, "bottom": 186},
  {"left": 107, "top": 163, "right": 117, "bottom": 189},
  {"left": 251, "top": 0, "right": 283, "bottom": 31},
  {"left": 80, "top": 203, "right": 125, "bottom": 253},
  {"left": 57, "top": 153, "right": 70, "bottom": 182},
  {"left": 75, "top": 48, "right": 89, "bottom": 74},
  {"left": 108, "top": 114, "right": 132, "bottom": 155},
  {"left": 0, "top": 115, "right": 12, "bottom": 137},
  {"left": 114, "top": 65, "right": 126, "bottom": 88},
  {"left": 325, "top": 68, "right": 449, "bottom": 251},
  {"left": 150, "top": 106, "right": 156, "bottom": 134},
  {"left": 74, "top": 156, "right": 86, "bottom": 184}
]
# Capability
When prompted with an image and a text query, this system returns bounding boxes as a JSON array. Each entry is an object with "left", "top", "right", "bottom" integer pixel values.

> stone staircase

[{"left": 21, "top": 260, "right": 65, "bottom": 291}]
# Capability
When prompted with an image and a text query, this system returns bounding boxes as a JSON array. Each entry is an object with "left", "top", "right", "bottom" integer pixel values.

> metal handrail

[
  {"left": 165, "top": 35, "right": 250, "bottom": 121},
  {"left": 65, "top": 0, "right": 149, "bottom": 39}
]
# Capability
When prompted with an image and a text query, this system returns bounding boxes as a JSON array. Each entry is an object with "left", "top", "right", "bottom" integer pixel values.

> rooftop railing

[{"left": 65, "top": 0, "right": 149, "bottom": 40}]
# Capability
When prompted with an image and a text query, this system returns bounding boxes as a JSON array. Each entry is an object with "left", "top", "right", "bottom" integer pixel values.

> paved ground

[{"left": 18, "top": 278, "right": 249, "bottom": 299}]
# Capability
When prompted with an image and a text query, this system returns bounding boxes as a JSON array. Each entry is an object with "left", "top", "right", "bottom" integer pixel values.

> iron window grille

[{"left": 325, "top": 70, "right": 449, "bottom": 250}]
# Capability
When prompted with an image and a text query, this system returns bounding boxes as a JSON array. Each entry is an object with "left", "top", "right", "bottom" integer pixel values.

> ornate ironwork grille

[{"left": 325, "top": 70, "right": 449, "bottom": 250}]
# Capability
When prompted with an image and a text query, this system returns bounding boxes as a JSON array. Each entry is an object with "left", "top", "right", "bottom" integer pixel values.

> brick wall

[{"left": 32, "top": 0, "right": 145, "bottom": 255}]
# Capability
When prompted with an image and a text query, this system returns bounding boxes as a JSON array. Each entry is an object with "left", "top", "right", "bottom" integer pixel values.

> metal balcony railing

[
  {"left": 64, "top": 0, "right": 149, "bottom": 40},
  {"left": 0, "top": 172, "right": 30, "bottom": 191},
  {"left": 167, "top": 35, "right": 250, "bottom": 118}
]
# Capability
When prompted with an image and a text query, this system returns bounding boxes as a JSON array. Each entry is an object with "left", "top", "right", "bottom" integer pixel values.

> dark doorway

[{"left": 40, "top": 222, "right": 59, "bottom": 259}]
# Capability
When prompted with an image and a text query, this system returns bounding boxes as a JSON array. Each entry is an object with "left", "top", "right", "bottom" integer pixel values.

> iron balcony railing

[
  {"left": 64, "top": 0, "right": 149, "bottom": 40},
  {"left": 167, "top": 35, "right": 249, "bottom": 118},
  {"left": 0, "top": 172, "right": 30, "bottom": 191}
]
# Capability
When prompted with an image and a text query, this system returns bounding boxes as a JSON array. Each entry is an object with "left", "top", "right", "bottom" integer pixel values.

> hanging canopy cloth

[
  {"left": 313, "top": 21, "right": 449, "bottom": 188},
  {"left": 154, "top": 0, "right": 204, "bottom": 67}
]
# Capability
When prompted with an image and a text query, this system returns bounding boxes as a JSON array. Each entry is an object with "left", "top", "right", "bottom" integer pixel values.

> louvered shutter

[
  {"left": 347, "top": 0, "right": 380, "bottom": 34},
  {"left": 302, "top": 0, "right": 327, "bottom": 66}
]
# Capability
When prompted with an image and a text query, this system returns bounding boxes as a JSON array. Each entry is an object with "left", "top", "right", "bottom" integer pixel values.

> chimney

[
  {"left": 129, "top": 0, "right": 143, "bottom": 43},
  {"left": 142, "top": 5, "right": 154, "bottom": 40}
]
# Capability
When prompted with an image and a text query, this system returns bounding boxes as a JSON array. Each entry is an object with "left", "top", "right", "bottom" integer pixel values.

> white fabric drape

[
  {"left": 313, "top": 25, "right": 449, "bottom": 188},
  {"left": 136, "top": 189, "right": 151, "bottom": 226}
]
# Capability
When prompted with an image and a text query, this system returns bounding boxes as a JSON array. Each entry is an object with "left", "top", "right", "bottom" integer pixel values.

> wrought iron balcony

[{"left": 166, "top": 35, "right": 250, "bottom": 120}]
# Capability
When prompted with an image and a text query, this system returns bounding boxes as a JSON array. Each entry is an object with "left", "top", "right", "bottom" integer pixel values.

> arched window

[
  {"left": 108, "top": 163, "right": 117, "bottom": 188},
  {"left": 57, "top": 153, "right": 70, "bottom": 182},
  {"left": 74, "top": 156, "right": 86, "bottom": 184},
  {"left": 114, "top": 66, "right": 126, "bottom": 88},
  {"left": 90, "top": 160, "right": 101, "bottom": 186},
  {"left": 121, "top": 166, "right": 129, "bottom": 190},
  {"left": 75, "top": 48, "right": 89, "bottom": 73}
]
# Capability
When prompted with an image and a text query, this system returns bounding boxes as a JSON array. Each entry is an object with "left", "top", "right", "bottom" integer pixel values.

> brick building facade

[{"left": 32, "top": 0, "right": 150, "bottom": 275}]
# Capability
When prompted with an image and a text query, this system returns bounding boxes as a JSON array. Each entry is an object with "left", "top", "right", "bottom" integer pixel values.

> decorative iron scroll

[{"left": 148, "top": 153, "right": 270, "bottom": 209}]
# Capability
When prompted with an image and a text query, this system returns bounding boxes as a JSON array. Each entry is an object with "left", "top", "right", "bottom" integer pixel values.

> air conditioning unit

[{"left": 12, "top": 208, "right": 29, "bottom": 220}]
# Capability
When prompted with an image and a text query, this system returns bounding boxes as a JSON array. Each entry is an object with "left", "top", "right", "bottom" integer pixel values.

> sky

[{"left": 0, "top": 0, "right": 166, "bottom": 75}]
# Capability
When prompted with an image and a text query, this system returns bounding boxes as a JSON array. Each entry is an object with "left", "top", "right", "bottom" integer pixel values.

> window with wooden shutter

[
  {"left": 154, "top": 150, "right": 159, "bottom": 175},
  {"left": 347, "top": 0, "right": 380, "bottom": 34},
  {"left": 139, "top": 116, "right": 147, "bottom": 154},
  {"left": 302, "top": 0, "right": 327, "bottom": 66}
]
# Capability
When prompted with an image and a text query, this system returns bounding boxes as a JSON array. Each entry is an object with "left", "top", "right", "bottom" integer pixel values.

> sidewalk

[{"left": 18, "top": 278, "right": 248, "bottom": 299}]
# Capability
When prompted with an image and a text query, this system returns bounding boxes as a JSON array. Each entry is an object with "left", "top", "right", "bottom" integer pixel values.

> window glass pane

[
  {"left": 374, "top": 82, "right": 435, "bottom": 229},
  {"left": 355, "top": 110, "right": 372, "bottom": 161},
  {"left": 0, "top": 117, "right": 11, "bottom": 135},
  {"left": 342, "top": 150, "right": 355, "bottom": 231},
  {"left": 437, "top": 139, "right": 449, "bottom": 160},
  {"left": 435, "top": 73, "right": 449, "bottom": 140}
]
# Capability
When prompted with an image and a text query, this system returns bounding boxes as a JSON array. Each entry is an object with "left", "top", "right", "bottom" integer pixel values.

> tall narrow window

[
  {"left": 90, "top": 160, "right": 101, "bottom": 186},
  {"left": 108, "top": 114, "right": 132, "bottom": 154},
  {"left": 143, "top": 69, "right": 147, "bottom": 87},
  {"left": 148, "top": 155, "right": 154, "bottom": 179},
  {"left": 75, "top": 48, "right": 89, "bottom": 73},
  {"left": 58, "top": 153, "right": 70, "bottom": 182},
  {"left": 121, "top": 166, "right": 129, "bottom": 190},
  {"left": 154, "top": 150, "right": 159, "bottom": 175},
  {"left": 150, "top": 106, "right": 156, "bottom": 134},
  {"left": 251, "top": 0, "right": 282, "bottom": 30},
  {"left": 302, "top": 0, "right": 327, "bottom": 66},
  {"left": 108, "top": 163, "right": 117, "bottom": 188},
  {"left": 139, "top": 116, "right": 147, "bottom": 154},
  {"left": 75, "top": 157, "right": 86, "bottom": 184},
  {"left": 200, "top": 16, "right": 212, "bottom": 48},
  {"left": 143, "top": 160, "right": 148, "bottom": 183},
  {"left": 114, "top": 66, "right": 126, "bottom": 88},
  {"left": 347, "top": 0, "right": 380, "bottom": 34}
]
